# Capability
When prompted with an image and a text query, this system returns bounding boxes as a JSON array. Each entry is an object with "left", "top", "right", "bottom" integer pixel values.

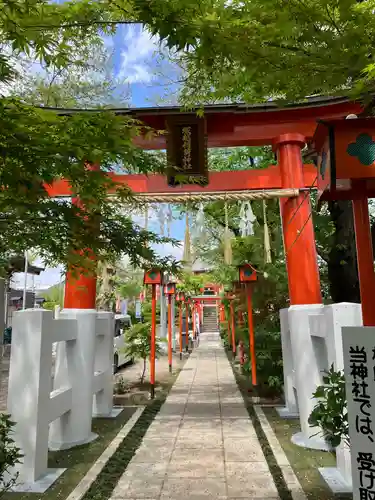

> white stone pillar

[
  {"left": 49, "top": 309, "right": 98, "bottom": 450},
  {"left": 277, "top": 308, "right": 299, "bottom": 418},
  {"left": 324, "top": 303, "right": 362, "bottom": 372},
  {"left": 318, "top": 303, "right": 361, "bottom": 492},
  {"left": 92, "top": 311, "right": 121, "bottom": 418},
  {"left": 54, "top": 305, "right": 61, "bottom": 319},
  {"left": 7, "top": 310, "right": 53, "bottom": 482},
  {"left": 288, "top": 304, "right": 330, "bottom": 450}
]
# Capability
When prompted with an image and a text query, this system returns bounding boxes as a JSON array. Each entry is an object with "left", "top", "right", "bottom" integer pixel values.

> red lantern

[
  {"left": 143, "top": 269, "right": 163, "bottom": 286},
  {"left": 238, "top": 263, "right": 257, "bottom": 283},
  {"left": 164, "top": 282, "right": 176, "bottom": 295},
  {"left": 314, "top": 117, "right": 375, "bottom": 202}
]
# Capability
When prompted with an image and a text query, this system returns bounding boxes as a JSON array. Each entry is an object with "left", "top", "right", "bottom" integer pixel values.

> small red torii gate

[{"left": 48, "top": 97, "right": 363, "bottom": 310}]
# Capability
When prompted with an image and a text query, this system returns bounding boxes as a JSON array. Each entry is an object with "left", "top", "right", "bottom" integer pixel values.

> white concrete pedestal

[
  {"left": 288, "top": 304, "right": 330, "bottom": 451},
  {"left": 276, "top": 407, "right": 299, "bottom": 419},
  {"left": 92, "top": 311, "right": 119, "bottom": 419},
  {"left": 278, "top": 308, "right": 299, "bottom": 420},
  {"left": 11, "top": 468, "right": 67, "bottom": 493},
  {"left": 94, "top": 407, "right": 124, "bottom": 419},
  {"left": 319, "top": 443, "right": 352, "bottom": 494},
  {"left": 49, "top": 309, "right": 98, "bottom": 450},
  {"left": 7, "top": 309, "right": 75, "bottom": 490},
  {"left": 279, "top": 302, "right": 360, "bottom": 490}
]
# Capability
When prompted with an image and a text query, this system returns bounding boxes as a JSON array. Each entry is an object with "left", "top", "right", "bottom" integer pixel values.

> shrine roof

[
  {"left": 43, "top": 96, "right": 363, "bottom": 148},
  {"left": 45, "top": 95, "right": 354, "bottom": 115}
]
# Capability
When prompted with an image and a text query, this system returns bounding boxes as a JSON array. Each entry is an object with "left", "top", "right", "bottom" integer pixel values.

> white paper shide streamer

[
  {"left": 166, "top": 204, "right": 173, "bottom": 237},
  {"left": 157, "top": 205, "right": 166, "bottom": 236},
  {"left": 239, "top": 201, "right": 256, "bottom": 237},
  {"left": 263, "top": 200, "right": 272, "bottom": 264},
  {"left": 194, "top": 203, "right": 206, "bottom": 242},
  {"left": 183, "top": 212, "right": 192, "bottom": 267},
  {"left": 223, "top": 202, "right": 233, "bottom": 265}
]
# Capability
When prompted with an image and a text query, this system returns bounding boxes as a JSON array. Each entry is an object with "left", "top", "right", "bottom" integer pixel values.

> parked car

[{"left": 113, "top": 313, "right": 133, "bottom": 373}]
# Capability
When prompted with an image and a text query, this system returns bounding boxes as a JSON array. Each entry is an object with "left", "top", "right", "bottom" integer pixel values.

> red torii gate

[{"left": 46, "top": 97, "right": 363, "bottom": 309}]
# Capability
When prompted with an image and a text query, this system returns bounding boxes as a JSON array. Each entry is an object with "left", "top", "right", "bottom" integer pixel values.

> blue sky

[
  {"left": 12, "top": 25, "right": 186, "bottom": 290},
  {"left": 13, "top": 209, "right": 186, "bottom": 290},
  {"left": 107, "top": 24, "right": 182, "bottom": 107}
]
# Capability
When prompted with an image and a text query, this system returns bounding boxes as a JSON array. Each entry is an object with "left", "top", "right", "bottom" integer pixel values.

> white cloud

[
  {"left": 11, "top": 265, "right": 64, "bottom": 291},
  {"left": 153, "top": 241, "right": 183, "bottom": 261},
  {"left": 117, "top": 25, "right": 160, "bottom": 84}
]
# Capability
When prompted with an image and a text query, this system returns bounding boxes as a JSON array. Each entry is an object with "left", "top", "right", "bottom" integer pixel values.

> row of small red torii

[
  {"left": 53, "top": 102, "right": 375, "bottom": 397},
  {"left": 143, "top": 263, "right": 257, "bottom": 399}
]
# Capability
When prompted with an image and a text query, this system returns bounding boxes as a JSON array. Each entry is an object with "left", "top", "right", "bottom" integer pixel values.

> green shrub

[
  {"left": 0, "top": 413, "right": 23, "bottom": 494},
  {"left": 308, "top": 365, "right": 348, "bottom": 448},
  {"left": 123, "top": 323, "right": 164, "bottom": 384},
  {"left": 240, "top": 325, "right": 283, "bottom": 396},
  {"left": 141, "top": 300, "right": 160, "bottom": 324},
  {"left": 114, "top": 376, "right": 129, "bottom": 395}
]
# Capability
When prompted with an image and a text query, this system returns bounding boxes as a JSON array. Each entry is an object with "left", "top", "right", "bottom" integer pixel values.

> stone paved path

[{"left": 111, "top": 331, "right": 279, "bottom": 499}]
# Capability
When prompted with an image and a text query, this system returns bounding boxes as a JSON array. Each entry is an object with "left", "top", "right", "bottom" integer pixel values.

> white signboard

[
  {"left": 120, "top": 299, "right": 128, "bottom": 315},
  {"left": 343, "top": 326, "right": 375, "bottom": 500},
  {"left": 135, "top": 300, "right": 142, "bottom": 319}
]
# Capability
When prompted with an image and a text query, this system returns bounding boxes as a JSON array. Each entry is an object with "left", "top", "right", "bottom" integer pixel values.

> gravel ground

[{"left": 115, "top": 352, "right": 188, "bottom": 384}]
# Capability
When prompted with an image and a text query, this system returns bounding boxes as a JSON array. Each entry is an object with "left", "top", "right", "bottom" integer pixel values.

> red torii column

[
  {"left": 275, "top": 134, "right": 322, "bottom": 305},
  {"left": 64, "top": 271, "right": 97, "bottom": 309},
  {"left": 64, "top": 164, "right": 99, "bottom": 309}
]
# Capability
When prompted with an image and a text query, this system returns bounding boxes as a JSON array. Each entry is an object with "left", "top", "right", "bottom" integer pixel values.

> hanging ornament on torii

[
  {"left": 156, "top": 204, "right": 174, "bottom": 237},
  {"left": 239, "top": 201, "right": 256, "bottom": 237},
  {"left": 193, "top": 203, "right": 207, "bottom": 243},
  {"left": 238, "top": 200, "right": 272, "bottom": 264}
]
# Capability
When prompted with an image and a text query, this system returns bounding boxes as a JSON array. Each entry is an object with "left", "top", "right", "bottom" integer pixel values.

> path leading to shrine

[{"left": 111, "top": 331, "right": 280, "bottom": 499}]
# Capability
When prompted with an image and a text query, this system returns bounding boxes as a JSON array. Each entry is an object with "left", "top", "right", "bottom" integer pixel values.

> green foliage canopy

[
  {"left": 132, "top": 0, "right": 375, "bottom": 104},
  {"left": 0, "top": 0, "right": 181, "bottom": 273}
]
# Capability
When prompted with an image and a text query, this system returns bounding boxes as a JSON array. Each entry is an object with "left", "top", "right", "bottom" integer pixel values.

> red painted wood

[
  {"left": 168, "top": 294, "right": 172, "bottom": 371},
  {"left": 150, "top": 284, "right": 157, "bottom": 397},
  {"left": 185, "top": 302, "right": 189, "bottom": 351},
  {"left": 131, "top": 100, "right": 362, "bottom": 149},
  {"left": 46, "top": 165, "right": 317, "bottom": 198},
  {"left": 64, "top": 165, "right": 98, "bottom": 310},
  {"left": 179, "top": 301, "right": 183, "bottom": 356},
  {"left": 246, "top": 285, "right": 257, "bottom": 387},
  {"left": 276, "top": 134, "right": 322, "bottom": 305},
  {"left": 352, "top": 193, "right": 375, "bottom": 326},
  {"left": 64, "top": 270, "right": 97, "bottom": 309},
  {"left": 230, "top": 301, "right": 236, "bottom": 356}
]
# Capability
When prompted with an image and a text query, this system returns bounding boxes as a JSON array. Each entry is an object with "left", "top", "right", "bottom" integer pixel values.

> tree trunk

[
  {"left": 327, "top": 200, "right": 360, "bottom": 303},
  {"left": 141, "top": 357, "right": 147, "bottom": 384}
]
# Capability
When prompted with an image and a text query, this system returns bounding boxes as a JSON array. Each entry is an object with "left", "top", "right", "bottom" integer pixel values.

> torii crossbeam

[{"left": 59, "top": 97, "right": 362, "bottom": 310}]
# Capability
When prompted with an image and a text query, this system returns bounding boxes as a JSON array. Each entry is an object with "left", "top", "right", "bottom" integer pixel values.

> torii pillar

[
  {"left": 64, "top": 172, "right": 99, "bottom": 310},
  {"left": 64, "top": 271, "right": 97, "bottom": 309},
  {"left": 275, "top": 133, "right": 322, "bottom": 305},
  {"left": 275, "top": 134, "right": 324, "bottom": 439}
]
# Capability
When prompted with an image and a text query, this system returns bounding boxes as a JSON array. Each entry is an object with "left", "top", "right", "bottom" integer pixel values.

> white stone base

[
  {"left": 276, "top": 406, "right": 299, "bottom": 419},
  {"left": 319, "top": 467, "right": 352, "bottom": 494},
  {"left": 93, "top": 407, "right": 124, "bottom": 419},
  {"left": 291, "top": 431, "right": 332, "bottom": 451},
  {"left": 49, "top": 432, "right": 98, "bottom": 451},
  {"left": 12, "top": 468, "right": 66, "bottom": 493}
]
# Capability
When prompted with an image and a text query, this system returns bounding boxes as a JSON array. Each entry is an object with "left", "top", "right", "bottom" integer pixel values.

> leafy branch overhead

[
  {"left": 0, "top": 0, "right": 181, "bottom": 272},
  {"left": 131, "top": 0, "right": 375, "bottom": 104},
  {"left": 0, "top": 97, "right": 177, "bottom": 270}
]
